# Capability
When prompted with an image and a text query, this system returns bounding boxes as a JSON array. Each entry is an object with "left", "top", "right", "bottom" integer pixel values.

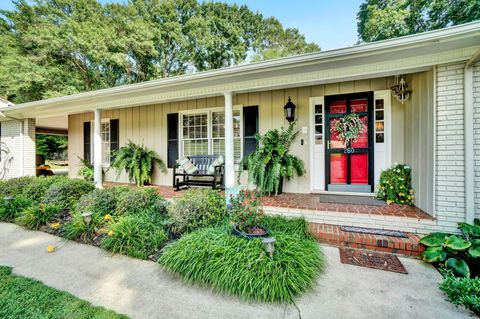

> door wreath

[{"left": 330, "top": 113, "right": 366, "bottom": 146}]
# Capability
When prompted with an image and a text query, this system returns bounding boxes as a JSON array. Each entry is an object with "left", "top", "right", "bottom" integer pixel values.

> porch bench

[{"left": 173, "top": 155, "right": 224, "bottom": 191}]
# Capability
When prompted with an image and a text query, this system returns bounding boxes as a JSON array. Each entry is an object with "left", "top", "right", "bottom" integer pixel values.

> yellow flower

[
  {"left": 50, "top": 222, "right": 60, "bottom": 229},
  {"left": 108, "top": 230, "right": 114, "bottom": 236},
  {"left": 47, "top": 245, "right": 56, "bottom": 253},
  {"left": 104, "top": 214, "right": 113, "bottom": 222},
  {"left": 386, "top": 200, "right": 393, "bottom": 205}
]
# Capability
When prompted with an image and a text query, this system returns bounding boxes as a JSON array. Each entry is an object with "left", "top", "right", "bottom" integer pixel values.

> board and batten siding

[
  {"left": 474, "top": 62, "right": 480, "bottom": 220},
  {"left": 68, "top": 74, "right": 432, "bottom": 201}
]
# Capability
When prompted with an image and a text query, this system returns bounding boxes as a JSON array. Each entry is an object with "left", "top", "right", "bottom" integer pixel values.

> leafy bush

[
  {"left": 15, "top": 204, "right": 60, "bottom": 230},
  {"left": 159, "top": 227, "right": 324, "bottom": 302},
  {"left": 0, "top": 176, "right": 36, "bottom": 197},
  {"left": 440, "top": 270, "right": 480, "bottom": 315},
  {"left": 111, "top": 141, "right": 167, "bottom": 186},
  {"left": 43, "top": 178, "right": 95, "bottom": 211},
  {"left": 377, "top": 163, "right": 414, "bottom": 205},
  {"left": 61, "top": 211, "right": 109, "bottom": 241},
  {"left": 101, "top": 214, "right": 168, "bottom": 259},
  {"left": 77, "top": 156, "right": 94, "bottom": 182},
  {"left": 260, "top": 215, "right": 310, "bottom": 239},
  {"left": 115, "top": 187, "right": 167, "bottom": 218},
  {"left": 21, "top": 176, "right": 68, "bottom": 203},
  {"left": 0, "top": 197, "right": 33, "bottom": 222},
  {"left": 229, "top": 190, "right": 263, "bottom": 232},
  {"left": 420, "top": 220, "right": 480, "bottom": 278},
  {"left": 167, "top": 188, "right": 226, "bottom": 234},
  {"left": 76, "top": 186, "right": 131, "bottom": 217},
  {"left": 239, "top": 122, "right": 305, "bottom": 195}
]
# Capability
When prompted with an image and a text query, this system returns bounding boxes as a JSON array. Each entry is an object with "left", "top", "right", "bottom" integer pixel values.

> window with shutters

[{"left": 88, "top": 119, "right": 115, "bottom": 166}]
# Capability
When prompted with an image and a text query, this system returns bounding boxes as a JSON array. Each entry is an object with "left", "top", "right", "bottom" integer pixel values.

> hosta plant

[
  {"left": 420, "top": 220, "right": 480, "bottom": 278},
  {"left": 239, "top": 122, "right": 305, "bottom": 195},
  {"left": 111, "top": 141, "right": 167, "bottom": 186}
]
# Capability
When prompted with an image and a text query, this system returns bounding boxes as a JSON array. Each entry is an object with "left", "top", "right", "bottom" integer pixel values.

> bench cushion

[
  {"left": 207, "top": 155, "right": 225, "bottom": 174},
  {"left": 177, "top": 157, "right": 198, "bottom": 174}
]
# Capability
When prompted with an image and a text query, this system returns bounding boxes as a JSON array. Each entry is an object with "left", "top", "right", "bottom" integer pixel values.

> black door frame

[{"left": 324, "top": 91, "right": 374, "bottom": 192}]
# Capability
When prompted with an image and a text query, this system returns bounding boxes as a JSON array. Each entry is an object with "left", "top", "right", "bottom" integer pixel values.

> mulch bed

[{"left": 339, "top": 248, "right": 408, "bottom": 274}]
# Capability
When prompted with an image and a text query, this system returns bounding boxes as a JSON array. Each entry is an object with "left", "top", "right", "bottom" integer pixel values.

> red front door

[{"left": 325, "top": 92, "right": 374, "bottom": 193}]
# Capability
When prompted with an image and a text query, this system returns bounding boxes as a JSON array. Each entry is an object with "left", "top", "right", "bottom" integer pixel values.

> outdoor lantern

[
  {"left": 262, "top": 237, "right": 276, "bottom": 258},
  {"left": 3, "top": 196, "right": 13, "bottom": 206},
  {"left": 390, "top": 75, "right": 411, "bottom": 104},
  {"left": 284, "top": 97, "right": 296, "bottom": 122},
  {"left": 82, "top": 211, "right": 93, "bottom": 225}
]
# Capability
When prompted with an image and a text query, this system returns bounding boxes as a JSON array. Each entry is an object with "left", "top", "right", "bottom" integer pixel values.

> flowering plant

[
  {"left": 229, "top": 190, "right": 264, "bottom": 232},
  {"left": 377, "top": 163, "right": 414, "bottom": 205},
  {"left": 330, "top": 113, "right": 365, "bottom": 145}
]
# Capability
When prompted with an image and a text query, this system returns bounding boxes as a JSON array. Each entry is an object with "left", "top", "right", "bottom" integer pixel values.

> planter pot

[
  {"left": 232, "top": 224, "right": 268, "bottom": 239},
  {"left": 276, "top": 177, "right": 284, "bottom": 195}
]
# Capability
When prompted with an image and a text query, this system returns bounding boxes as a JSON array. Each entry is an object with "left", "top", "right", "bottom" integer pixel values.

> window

[
  {"left": 314, "top": 104, "right": 323, "bottom": 144},
  {"left": 180, "top": 108, "right": 242, "bottom": 163},
  {"left": 375, "top": 99, "right": 385, "bottom": 143},
  {"left": 90, "top": 120, "right": 111, "bottom": 166}
]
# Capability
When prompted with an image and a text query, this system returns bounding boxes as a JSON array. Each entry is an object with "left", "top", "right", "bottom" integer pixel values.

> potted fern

[
  {"left": 239, "top": 122, "right": 305, "bottom": 195},
  {"left": 111, "top": 141, "right": 167, "bottom": 186}
]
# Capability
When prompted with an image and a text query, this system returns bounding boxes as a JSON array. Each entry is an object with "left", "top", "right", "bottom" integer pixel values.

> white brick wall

[
  {"left": 436, "top": 63, "right": 466, "bottom": 232},
  {"left": 474, "top": 62, "right": 480, "bottom": 220},
  {"left": 0, "top": 119, "right": 36, "bottom": 179}
]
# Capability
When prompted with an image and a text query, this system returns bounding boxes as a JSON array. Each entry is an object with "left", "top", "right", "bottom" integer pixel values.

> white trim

[
  {"left": 432, "top": 66, "right": 437, "bottom": 217},
  {"left": 373, "top": 90, "right": 392, "bottom": 190},
  {"left": 90, "top": 118, "right": 111, "bottom": 167},
  {"left": 309, "top": 96, "right": 325, "bottom": 192}
]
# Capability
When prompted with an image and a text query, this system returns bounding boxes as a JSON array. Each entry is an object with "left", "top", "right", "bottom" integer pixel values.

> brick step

[{"left": 309, "top": 223, "right": 425, "bottom": 258}]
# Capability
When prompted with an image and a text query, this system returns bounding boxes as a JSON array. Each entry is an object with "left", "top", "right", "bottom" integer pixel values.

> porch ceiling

[{"left": 1, "top": 21, "right": 479, "bottom": 120}]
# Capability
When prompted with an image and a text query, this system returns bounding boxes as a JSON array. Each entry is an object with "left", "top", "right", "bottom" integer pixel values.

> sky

[{"left": 0, "top": 0, "right": 364, "bottom": 50}]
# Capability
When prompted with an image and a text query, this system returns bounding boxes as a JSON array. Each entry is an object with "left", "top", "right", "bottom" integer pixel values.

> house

[{"left": 1, "top": 22, "right": 479, "bottom": 237}]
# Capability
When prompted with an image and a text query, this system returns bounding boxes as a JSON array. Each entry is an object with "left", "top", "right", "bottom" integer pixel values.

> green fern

[
  {"left": 111, "top": 141, "right": 167, "bottom": 186},
  {"left": 239, "top": 122, "right": 305, "bottom": 195}
]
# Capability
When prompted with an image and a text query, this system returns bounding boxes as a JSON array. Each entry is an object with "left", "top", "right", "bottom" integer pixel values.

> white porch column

[
  {"left": 93, "top": 108, "right": 103, "bottom": 188},
  {"left": 224, "top": 92, "right": 235, "bottom": 192}
]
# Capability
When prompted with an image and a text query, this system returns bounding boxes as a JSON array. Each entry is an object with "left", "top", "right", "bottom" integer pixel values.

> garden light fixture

[
  {"left": 3, "top": 196, "right": 13, "bottom": 206},
  {"left": 284, "top": 97, "right": 296, "bottom": 123},
  {"left": 390, "top": 75, "right": 411, "bottom": 104},
  {"left": 82, "top": 211, "right": 93, "bottom": 225},
  {"left": 262, "top": 237, "right": 276, "bottom": 258}
]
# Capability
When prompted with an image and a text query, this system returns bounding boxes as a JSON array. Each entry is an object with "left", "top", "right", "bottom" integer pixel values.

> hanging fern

[
  {"left": 239, "top": 122, "right": 305, "bottom": 196},
  {"left": 111, "top": 141, "right": 167, "bottom": 186}
]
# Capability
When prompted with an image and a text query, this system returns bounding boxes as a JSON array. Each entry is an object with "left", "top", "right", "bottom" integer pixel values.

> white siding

[{"left": 474, "top": 62, "right": 480, "bottom": 219}]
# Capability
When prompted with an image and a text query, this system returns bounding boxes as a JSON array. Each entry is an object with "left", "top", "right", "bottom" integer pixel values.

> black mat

[
  {"left": 340, "top": 225, "right": 408, "bottom": 238},
  {"left": 319, "top": 194, "right": 387, "bottom": 206}
]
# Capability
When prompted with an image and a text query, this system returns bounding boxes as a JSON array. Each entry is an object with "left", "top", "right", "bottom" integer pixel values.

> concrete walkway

[{"left": 0, "top": 222, "right": 472, "bottom": 319}]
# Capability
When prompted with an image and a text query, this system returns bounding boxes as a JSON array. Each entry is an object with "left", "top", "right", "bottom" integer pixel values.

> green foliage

[
  {"left": 239, "top": 122, "right": 305, "bottom": 195},
  {"left": 61, "top": 211, "right": 108, "bottom": 241},
  {"left": 43, "top": 178, "right": 95, "bottom": 211},
  {"left": 440, "top": 269, "right": 480, "bottom": 315},
  {"left": 0, "top": 266, "right": 129, "bottom": 319},
  {"left": 15, "top": 204, "right": 60, "bottom": 230},
  {"left": 111, "top": 141, "right": 166, "bottom": 186},
  {"left": 330, "top": 113, "right": 366, "bottom": 145},
  {"left": 101, "top": 214, "right": 168, "bottom": 260},
  {"left": 420, "top": 222, "right": 480, "bottom": 278},
  {"left": 21, "top": 176, "right": 68, "bottom": 203},
  {"left": 0, "top": 0, "right": 317, "bottom": 103},
  {"left": 36, "top": 134, "right": 68, "bottom": 160},
  {"left": 377, "top": 163, "right": 414, "bottom": 205},
  {"left": 167, "top": 188, "right": 226, "bottom": 234},
  {"left": 76, "top": 186, "right": 130, "bottom": 217},
  {"left": 0, "top": 197, "right": 33, "bottom": 222},
  {"left": 357, "top": 0, "right": 480, "bottom": 42},
  {"left": 159, "top": 227, "right": 324, "bottom": 302},
  {"left": 229, "top": 190, "right": 264, "bottom": 232},
  {"left": 115, "top": 188, "right": 167, "bottom": 219},
  {"left": 0, "top": 176, "right": 36, "bottom": 197},
  {"left": 77, "top": 156, "right": 94, "bottom": 182},
  {"left": 260, "top": 215, "right": 311, "bottom": 239}
]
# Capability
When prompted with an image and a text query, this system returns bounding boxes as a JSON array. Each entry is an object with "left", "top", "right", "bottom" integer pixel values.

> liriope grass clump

[{"left": 159, "top": 227, "right": 324, "bottom": 302}]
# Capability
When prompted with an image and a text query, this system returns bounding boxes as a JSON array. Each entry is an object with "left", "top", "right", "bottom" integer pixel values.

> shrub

[
  {"left": 0, "top": 176, "right": 36, "bottom": 197},
  {"left": 15, "top": 204, "right": 60, "bottom": 230},
  {"left": 0, "top": 197, "right": 33, "bottom": 222},
  {"left": 77, "top": 156, "right": 94, "bottom": 182},
  {"left": 76, "top": 186, "right": 131, "bottom": 217},
  {"left": 61, "top": 211, "right": 108, "bottom": 241},
  {"left": 167, "top": 188, "right": 226, "bottom": 234},
  {"left": 21, "top": 176, "right": 68, "bottom": 203},
  {"left": 101, "top": 214, "right": 168, "bottom": 259},
  {"left": 159, "top": 227, "right": 324, "bottom": 302},
  {"left": 111, "top": 141, "right": 167, "bottom": 186},
  {"left": 230, "top": 190, "right": 263, "bottom": 232},
  {"left": 43, "top": 178, "right": 95, "bottom": 211},
  {"left": 260, "top": 215, "right": 310, "bottom": 239},
  {"left": 440, "top": 270, "right": 480, "bottom": 315},
  {"left": 377, "top": 163, "right": 414, "bottom": 205},
  {"left": 115, "top": 188, "right": 167, "bottom": 219}
]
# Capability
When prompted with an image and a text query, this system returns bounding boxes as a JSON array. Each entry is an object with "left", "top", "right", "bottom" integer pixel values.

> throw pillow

[
  {"left": 177, "top": 157, "right": 198, "bottom": 174},
  {"left": 207, "top": 155, "right": 225, "bottom": 174}
]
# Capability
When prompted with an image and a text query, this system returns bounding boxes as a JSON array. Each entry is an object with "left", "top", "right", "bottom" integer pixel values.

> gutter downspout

[{"left": 464, "top": 49, "right": 480, "bottom": 224}]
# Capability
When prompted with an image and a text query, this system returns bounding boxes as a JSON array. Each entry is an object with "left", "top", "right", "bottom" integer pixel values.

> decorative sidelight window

[
  {"left": 375, "top": 99, "right": 385, "bottom": 143},
  {"left": 314, "top": 104, "right": 323, "bottom": 144}
]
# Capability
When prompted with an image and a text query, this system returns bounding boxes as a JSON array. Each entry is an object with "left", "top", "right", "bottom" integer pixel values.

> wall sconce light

[
  {"left": 262, "top": 237, "right": 276, "bottom": 258},
  {"left": 284, "top": 97, "right": 296, "bottom": 122},
  {"left": 391, "top": 75, "right": 411, "bottom": 104}
]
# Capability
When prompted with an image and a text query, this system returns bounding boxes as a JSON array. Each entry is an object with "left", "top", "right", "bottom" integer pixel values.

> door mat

[
  {"left": 319, "top": 194, "right": 387, "bottom": 206},
  {"left": 340, "top": 225, "right": 408, "bottom": 238},
  {"left": 339, "top": 248, "right": 408, "bottom": 274}
]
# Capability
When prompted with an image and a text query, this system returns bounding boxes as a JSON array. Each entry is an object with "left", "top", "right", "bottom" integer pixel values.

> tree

[
  {"left": 0, "top": 0, "right": 319, "bottom": 103},
  {"left": 36, "top": 134, "right": 68, "bottom": 160},
  {"left": 357, "top": 0, "right": 480, "bottom": 43}
]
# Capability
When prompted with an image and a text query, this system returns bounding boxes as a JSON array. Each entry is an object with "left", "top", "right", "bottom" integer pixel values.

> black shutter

[
  {"left": 110, "top": 119, "right": 119, "bottom": 162},
  {"left": 167, "top": 113, "right": 179, "bottom": 168},
  {"left": 83, "top": 122, "right": 91, "bottom": 163},
  {"left": 243, "top": 105, "right": 258, "bottom": 157}
]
